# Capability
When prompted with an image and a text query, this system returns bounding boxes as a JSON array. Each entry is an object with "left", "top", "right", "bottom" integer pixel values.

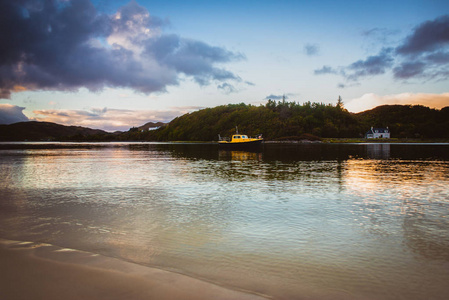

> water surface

[{"left": 1, "top": 142, "right": 448, "bottom": 299}]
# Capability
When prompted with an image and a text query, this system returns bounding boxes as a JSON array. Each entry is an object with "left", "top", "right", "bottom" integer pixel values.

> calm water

[{"left": 1, "top": 142, "right": 449, "bottom": 300}]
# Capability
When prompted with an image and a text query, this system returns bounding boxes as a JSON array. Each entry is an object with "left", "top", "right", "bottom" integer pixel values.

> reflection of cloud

[
  {"left": 0, "top": 104, "right": 30, "bottom": 124},
  {"left": 403, "top": 210, "right": 449, "bottom": 261},
  {"left": 0, "top": 1, "right": 244, "bottom": 99},
  {"left": 344, "top": 158, "right": 449, "bottom": 250},
  {"left": 346, "top": 92, "right": 449, "bottom": 113},
  {"left": 32, "top": 106, "right": 202, "bottom": 131}
]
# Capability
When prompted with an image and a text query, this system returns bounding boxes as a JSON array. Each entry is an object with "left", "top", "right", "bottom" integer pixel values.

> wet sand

[{"left": 0, "top": 239, "right": 268, "bottom": 300}]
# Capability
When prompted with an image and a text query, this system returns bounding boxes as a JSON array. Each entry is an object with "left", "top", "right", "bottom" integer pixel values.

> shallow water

[{"left": 1, "top": 142, "right": 449, "bottom": 299}]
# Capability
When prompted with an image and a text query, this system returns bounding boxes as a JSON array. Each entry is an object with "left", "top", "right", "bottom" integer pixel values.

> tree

[{"left": 336, "top": 96, "right": 344, "bottom": 110}]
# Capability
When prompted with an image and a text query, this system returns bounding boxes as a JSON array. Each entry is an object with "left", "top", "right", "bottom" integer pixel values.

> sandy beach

[{"left": 0, "top": 239, "right": 268, "bottom": 300}]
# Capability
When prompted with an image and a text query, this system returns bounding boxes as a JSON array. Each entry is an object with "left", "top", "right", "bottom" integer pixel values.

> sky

[{"left": 1, "top": 0, "right": 449, "bottom": 131}]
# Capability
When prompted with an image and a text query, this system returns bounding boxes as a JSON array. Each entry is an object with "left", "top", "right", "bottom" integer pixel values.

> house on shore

[{"left": 365, "top": 127, "right": 390, "bottom": 139}]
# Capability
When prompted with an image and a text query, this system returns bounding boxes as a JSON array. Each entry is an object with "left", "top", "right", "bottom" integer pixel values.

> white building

[{"left": 365, "top": 127, "right": 390, "bottom": 139}]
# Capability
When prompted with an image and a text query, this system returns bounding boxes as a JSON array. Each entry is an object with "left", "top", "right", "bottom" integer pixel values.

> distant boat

[{"left": 218, "top": 128, "right": 263, "bottom": 149}]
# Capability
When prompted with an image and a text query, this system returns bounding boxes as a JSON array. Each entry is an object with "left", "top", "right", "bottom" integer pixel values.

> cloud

[
  {"left": 361, "top": 27, "right": 400, "bottom": 47},
  {"left": 0, "top": 0, "right": 244, "bottom": 99},
  {"left": 0, "top": 104, "right": 30, "bottom": 124},
  {"left": 362, "top": 28, "right": 398, "bottom": 38},
  {"left": 345, "top": 48, "right": 394, "bottom": 80},
  {"left": 396, "top": 15, "right": 449, "bottom": 55},
  {"left": 217, "top": 83, "right": 237, "bottom": 94},
  {"left": 304, "top": 43, "right": 319, "bottom": 56},
  {"left": 337, "top": 82, "right": 360, "bottom": 89},
  {"left": 32, "top": 106, "right": 201, "bottom": 131},
  {"left": 345, "top": 92, "right": 449, "bottom": 113},
  {"left": 392, "top": 61, "right": 426, "bottom": 79},
  {"left": 314, "top": 15, "right": 449, "bottom": 83},
  {"left": 314, "top": 65, "right": 338, "bottom": 75},
  {"left": 392, "top": 15, "right": 449, "bottom": 81},
  {"left": 264, "top": 94, "right": 289, "bottom": 101}
]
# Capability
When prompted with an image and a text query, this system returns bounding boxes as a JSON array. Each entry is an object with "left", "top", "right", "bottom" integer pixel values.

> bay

[{"left": 1, "top": 142, "right": 448, "bottom": 299}]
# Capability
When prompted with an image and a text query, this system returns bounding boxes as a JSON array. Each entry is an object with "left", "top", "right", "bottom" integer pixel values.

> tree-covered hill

[
  {"left": 148, "top": 101, "right": 449, "bottom": 141},
  {"left": 150, "top": 100, "right": 361, "bottom": 141},
  {"left": 356, "top": 105, "right": 449, "bottom": 138}
]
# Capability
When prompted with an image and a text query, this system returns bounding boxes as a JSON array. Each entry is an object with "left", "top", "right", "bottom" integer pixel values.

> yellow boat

[{"left": 218, "top": 129, "right": 263, "bottom": 149}]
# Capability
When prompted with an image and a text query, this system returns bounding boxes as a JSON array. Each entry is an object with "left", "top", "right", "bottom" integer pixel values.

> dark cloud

[
  {"left": 396, "top": 15, "right": 449, "bottom": 55},
  {"left": 304, "top": 43, "right": 319, "bottom": 56},
  {"left": 314, "top": 15, "right": 449, "bottom": 84},
  {"left": 314, "top": 48, "right": 395, "bottom": 81},
  {"left": 426, "top": 51, "right": 449, "bottom": 64},
  {"left": 0, "top": 0, "right": 244, "bottom": 99},
  {"left": 393, "top": 62, "right": 426, "bottom": 79},
  {"left": 392, "top": 15, "right": 449, "bottom": 81},
  {"left": 345, "top": 48, "right": 394, "bottom": 81},
  {"left": 0, "top": 104, "right": 29, "bottom": 124}
]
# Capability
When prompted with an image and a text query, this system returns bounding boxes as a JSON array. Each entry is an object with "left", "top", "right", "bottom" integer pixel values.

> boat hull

[{"left": 218, "top": 139, "right": 263, "bottom": 150}]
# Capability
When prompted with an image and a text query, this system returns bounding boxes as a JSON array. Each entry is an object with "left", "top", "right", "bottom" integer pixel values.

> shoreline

[
  {"left": 2, "top": 137, "right": 449, "bottom": 144},
  {"left": 0, "top": 238, "right": 269, "bottom": 300}
]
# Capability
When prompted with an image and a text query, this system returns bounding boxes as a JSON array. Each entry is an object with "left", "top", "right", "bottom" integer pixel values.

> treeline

[{"left": 142, "top": 100, "right": 449, "bottom": 141}]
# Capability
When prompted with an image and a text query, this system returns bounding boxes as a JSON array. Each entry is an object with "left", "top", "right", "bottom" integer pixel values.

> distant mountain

[{"left": 0, "top": 121, "right": 109, "bottom": 141}]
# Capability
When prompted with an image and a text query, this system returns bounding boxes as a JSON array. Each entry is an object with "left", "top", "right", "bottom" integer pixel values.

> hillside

[
  {"left": 147, "top": 102, "right": 449, "bottom": 141},
  {"left": 148, "top": 101, "right": 361, "bottom": 141},
  {"left": 356, "top": 105, "right": 449, "bottom": 138},
  {"left": 0, "top": 121, "right": 110, "bottom": 141}
]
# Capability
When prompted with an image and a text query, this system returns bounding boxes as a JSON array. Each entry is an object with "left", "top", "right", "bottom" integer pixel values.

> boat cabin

[{"left": 232, "top": 135, "right": 249, "bottom": 141}]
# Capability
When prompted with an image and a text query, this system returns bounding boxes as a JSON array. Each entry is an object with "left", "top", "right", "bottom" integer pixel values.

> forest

[{"left": 136, "top": 99, "right": 449, "bottom": 141}]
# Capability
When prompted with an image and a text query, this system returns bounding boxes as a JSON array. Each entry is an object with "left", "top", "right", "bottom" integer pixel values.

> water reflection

[
  {"left": 365, "top": 143, "right": 390, "bottom": 159},
  {"left": 404, "top": 209, "right": 449, "bottom": 261},
  {"left": 344, "top": 157, "right": 449, "bottom": 262},
  {"left": 218, "top": 150, "right": 263, "bottom": 161},
  {"left": 1, "top": 142, "right": 449, "bottom": 300}
]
